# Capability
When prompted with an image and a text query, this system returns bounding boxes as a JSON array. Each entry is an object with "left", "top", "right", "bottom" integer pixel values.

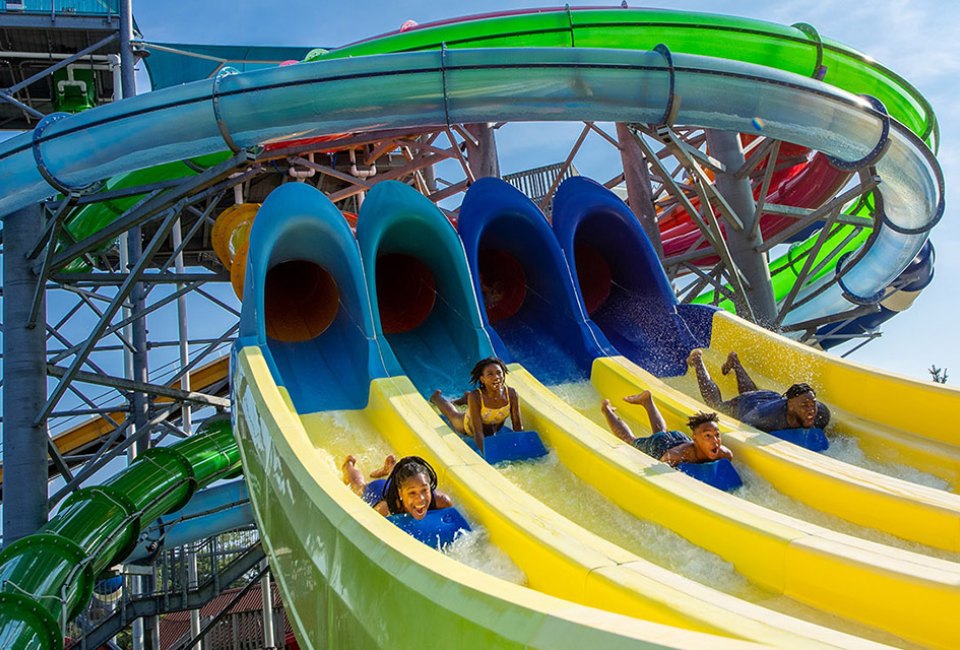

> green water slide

[
  {"left": 0, "top": 417, "right": 239, "bottom": 650},
  {"left": 309, "top": 8, "right": 937, "bottom": 314},
  {"left": 59, "top": 9, "right": 937, "bottom": 312}
]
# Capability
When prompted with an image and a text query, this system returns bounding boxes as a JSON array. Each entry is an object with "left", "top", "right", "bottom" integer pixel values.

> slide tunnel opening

[
  {"left": 477, "top": 249, "right": 527, "bottom": 323},
  {"left": 573, "top": 243, "right": 612, "bottom": 316},
  {"left": 376, "top": 253, "right": 437, "bottom": 334},
  {"left": 265, "top": 260, "right": 339, "bottom": 343}
]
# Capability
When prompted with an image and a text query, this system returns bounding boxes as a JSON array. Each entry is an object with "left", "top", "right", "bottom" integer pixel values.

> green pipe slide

[
  {"left": 0, "top": 416, "right": 240, "bottom": 650},
  {"left": 58, "top": 151, "right": 231, "bottom": 273},
  {"left": 313, "top": 8, "right": 936, "bottom": 146}
]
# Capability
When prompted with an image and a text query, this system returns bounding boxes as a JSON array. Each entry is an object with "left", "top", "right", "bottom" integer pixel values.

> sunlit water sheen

[
  {"left": 300, "top": 409, "right": 527, "bottom": 584},
  {"left": 551, "top": 379, "right": 957, "bottom": 558},
  {"left": 498, "top": 451, "right": 763, "bottom": 600},
  {"left": 823, "top": 432, "right": 950, "bottom": 490}
]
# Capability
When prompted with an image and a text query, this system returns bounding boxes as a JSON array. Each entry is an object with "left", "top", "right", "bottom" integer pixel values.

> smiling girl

[
  {"left": 342, "top": 455, "right": 453, "bottom": 520},
  {"left": 430, "top": 357, "right": 522, "bottom": 453}
]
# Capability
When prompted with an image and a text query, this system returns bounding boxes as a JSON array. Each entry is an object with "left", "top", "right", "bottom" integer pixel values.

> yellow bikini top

[{"left": 476, "top": 390, "right": 511, "bottom": 425}]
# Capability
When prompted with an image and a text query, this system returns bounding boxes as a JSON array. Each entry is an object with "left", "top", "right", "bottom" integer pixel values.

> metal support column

[
  {"left": 704, "top": 129, "right": 778, "bottom": 325},
  {"left": 616, "top": 122, "right": 664, "bottom": 258},
  {"left": 464, "top": 123, "right": 500, "bottom": 179},
  {"left": 261, "top": 559, "right": 276, "bottom": 649},
  {"left": 2, "top": 204, "right": 49, "bottom": 545}
]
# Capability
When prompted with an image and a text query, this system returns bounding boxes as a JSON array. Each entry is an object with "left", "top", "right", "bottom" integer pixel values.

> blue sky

[{"left": 131, "top": 0, "right": 960, "bottom": 381}]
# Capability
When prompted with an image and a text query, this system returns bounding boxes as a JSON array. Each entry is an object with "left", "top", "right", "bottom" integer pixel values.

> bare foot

[
  {"left": 687, "top": 349, "right": 703, "bottom": 368},
  {"left": 721, "top": 351, "right": 740, "bottom": 376},
  {"left": 370, "top": 454, "right": 396, "bottom": 478},
  {"left": 623, "top": 390, "right": 652, "bottom": 407},
  {"left": 601, "top": 399, "right": 616, "bottom": 416},
  {"left": 341, "top": 455, "right": 357, "bottom": 484},
  {"left": 429, "top": 390, "right": 443, "bottom": 406}
]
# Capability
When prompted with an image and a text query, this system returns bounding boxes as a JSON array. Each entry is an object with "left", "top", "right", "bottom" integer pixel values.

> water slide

[
  {"left": 37, "top": 7, "right": 939, "bottom": 332},
  {"left": 0, "top": 7, "right": 948, "bottom": 649},
  {"left": 454, "top": 175, "right": 959, "bottom": 642},
  {"left": 0, "top": 417, "right": 240, "bottom": 649},
  {"left": 233, "top": 181, "right": 951, "bottom": 649}
]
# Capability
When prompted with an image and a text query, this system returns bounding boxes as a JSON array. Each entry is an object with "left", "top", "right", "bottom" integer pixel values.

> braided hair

[
  {"left": 382, "top": 456, "right": 438, "bottom": 516},
  {"left": 469, "top": 357, "right": 509, "bottom": 388}
]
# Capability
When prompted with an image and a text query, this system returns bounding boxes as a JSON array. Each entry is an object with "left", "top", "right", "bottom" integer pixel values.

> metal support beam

[
  {"left": 6, "top": 32, "right": 119, "bottom": 96},
  {"left": 463, "top": 123, "right": 500, "bottom": 179},
  {"left": 703, "top": 129, "right": 778, "bottom": 326},
  {"left": 261, "top": 559, "right": 276, "bottom": 649},
  {"left": 46, "top": 151, "right": 250, "bottom": 271},
  {"left": 35, "top": 208, "right": 182, "bottom": 427},
  {"left": 616, "top": 122, "right": 663, "bottom": 258},
  {"left": 46, "top": 365, "right": 230, "bottom": 408},
  {"left": 2, "top": 204, "right": 50, "bottom": 544}
]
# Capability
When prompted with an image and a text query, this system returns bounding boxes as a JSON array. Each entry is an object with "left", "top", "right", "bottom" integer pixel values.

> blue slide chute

[
  {"left": 553, "top": 177, "right": 712, "bottom": 377},
  {"left": 458, "top": 178, "right": 615, "bottom": 384},
  {"left": 237, "top": 182, "right": 388, "bottom": 411},
  {"left": 356, "top": 181, "right": 494, "bottom": 395}
]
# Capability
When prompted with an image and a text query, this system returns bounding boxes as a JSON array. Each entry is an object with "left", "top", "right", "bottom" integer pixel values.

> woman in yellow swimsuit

[{"left": 430, "top": 357, "right": 523, "bottom": 453}]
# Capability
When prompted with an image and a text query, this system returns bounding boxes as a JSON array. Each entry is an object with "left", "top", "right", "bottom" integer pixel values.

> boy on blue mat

[
  {"left": 430, "top": 357, "right": 523, "bottom": 453},
  {"left": 601, "top": 391, "right": 732, "bottom": 467},
  {"left": 342, "top": 455, "right": 453, "bottom": 520},
  {"left": 687, "top": 350, "right": 830, "bottom": 432}
]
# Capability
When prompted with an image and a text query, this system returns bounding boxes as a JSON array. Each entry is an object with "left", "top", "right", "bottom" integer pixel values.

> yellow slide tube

[{"left": 508, "top": 365, "right": 960, "bottom": 650}]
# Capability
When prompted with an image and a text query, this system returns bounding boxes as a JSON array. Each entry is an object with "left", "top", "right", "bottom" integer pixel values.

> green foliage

[{"left": 929, "top": 365, "right": 949, "bottom": 384}]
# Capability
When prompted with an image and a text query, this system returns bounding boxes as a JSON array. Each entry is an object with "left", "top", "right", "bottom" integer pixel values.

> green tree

[{"left": 929, "top": 365, "right": 948, "bottom": 384}]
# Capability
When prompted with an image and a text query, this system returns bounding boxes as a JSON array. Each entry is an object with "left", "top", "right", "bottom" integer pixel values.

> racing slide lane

[
  {"left": 346, "top": 180, "right": 912, "bottom": 648},
  {"left": 454, "top": 176, "right": 960, "bottom": 649},
  {"left": 232, "top": 181, "right": 787, "bottom": 649},
  {"left": 680, "top": 312, "right": 960, "bottom": 490},
  {"left": 550, "top": 177, "right": 960, "bottom": 554}
]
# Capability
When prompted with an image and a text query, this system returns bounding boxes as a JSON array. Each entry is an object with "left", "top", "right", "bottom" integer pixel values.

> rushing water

[
  {"left": 301, "top": 409, "right": 527, "bottom": 585},
  {"left": 822, "top": 432, "right": 951, "bottom": 490}
]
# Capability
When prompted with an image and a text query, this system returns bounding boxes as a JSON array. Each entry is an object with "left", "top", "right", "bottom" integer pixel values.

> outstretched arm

[
  {"left": 467, "top": 391, "right": 485, "bottom": 453},
  {"left": 601, "top": 399, "right": 637, "bottom": 445},
  {"left": 622, "top": 390, "right": 667, "bottom": 434},
  {"left": 508, "top": 387, "right": 523, "bottom": 431}
]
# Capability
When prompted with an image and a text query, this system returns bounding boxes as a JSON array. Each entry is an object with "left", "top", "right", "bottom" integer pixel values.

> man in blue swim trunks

[
  {"left": 687, "top": 350, "right": 830, "bottom": 432},
  {"left": 601, "top": 391, "right": 732, "bottom": 467}
]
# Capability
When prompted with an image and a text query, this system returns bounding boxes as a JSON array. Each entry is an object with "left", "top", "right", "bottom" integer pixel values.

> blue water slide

[
  {"left": 236, "top": 182, "right": 388, "bottom": 411},
  {"left": 457, "top": 178, "right": 616, "bottom": 384},
  {"left": 552, "top": 178, "right": 713, "bottom": 377},
  {"left": 125, "top": 480, "right": 252, "bottom": 564},
  {"left": 356, "top": 181, "right": 493, "bottom": 395},
  {"left": 816, "top": 239, "right": 936, "bottom": 349}
]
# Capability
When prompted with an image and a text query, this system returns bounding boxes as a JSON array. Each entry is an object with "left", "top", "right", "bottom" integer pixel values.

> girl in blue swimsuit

[{"left": 430, "top": 357, "right": 523, "bottom": 453}]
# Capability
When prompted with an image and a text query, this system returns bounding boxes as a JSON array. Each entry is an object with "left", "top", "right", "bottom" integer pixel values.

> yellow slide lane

[
  {"left": 704, "top": 311, "right": 960, "bottom": 489},
  {"left": 598, "top": 353, "right": 960, "bottom": 554},
  {"left": 339, "top": 372, "right": 899, "bottom": 649},
  {"left": 508, "top": 366, "right": 960, "bottom": 650},
  {"left": 234, "top": 347, "right": 763, "bottom": 650}
]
